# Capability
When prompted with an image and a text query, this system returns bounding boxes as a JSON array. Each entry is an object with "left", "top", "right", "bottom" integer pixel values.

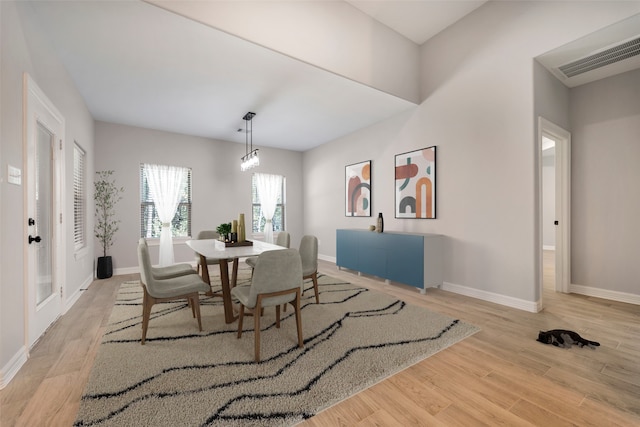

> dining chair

[
  {"left": 138, "top": 239, "right": 210, "bottom": 344},
  {"left": 139, "top": 238, "right": 197, "bottom": 279},
  {"left": 231, "top": 248, "right": 303, "bottom": 362},
  {"left": 194, "top": 230, "right": 221, "bottom": 276},
  {"left": 245, "top": 231, "right": 290, "bottom": 270},
  {"left": 300, "top": 235, "right": 320, "bottom": 304}
]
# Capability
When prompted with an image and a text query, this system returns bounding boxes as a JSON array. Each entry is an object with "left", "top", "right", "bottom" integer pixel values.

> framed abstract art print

[
  {"left": 395, "top": 146, "right": 436, "bottom": 219},
  {"left": 345, "top": 160, "right": 371, "bottom": 217}
]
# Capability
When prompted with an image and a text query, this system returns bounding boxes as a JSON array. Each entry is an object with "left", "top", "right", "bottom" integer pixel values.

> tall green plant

[{"left": 94, "top": 170, "right": 124, "bottom": 258}]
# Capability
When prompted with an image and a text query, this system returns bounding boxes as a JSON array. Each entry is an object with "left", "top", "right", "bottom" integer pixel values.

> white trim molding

[
  {"left": 0, "top": 346, "right": 28, "bottom": 390},
  {"left": 569, "top": 284, "right": 640, "bottom": 305},
  {"left": 442, "top": 281, "right": 541, "bottom": 313}
]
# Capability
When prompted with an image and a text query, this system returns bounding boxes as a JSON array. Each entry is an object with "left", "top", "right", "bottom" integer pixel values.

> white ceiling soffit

[
  {"left": 346, "top": 0, "right": 488, "bottom": 45},
  {"left": 22, "top": 1, "right": 416, "bottom": 152},
  {"left": 537, "top": 13, "right": 640, "bottom": 88}
]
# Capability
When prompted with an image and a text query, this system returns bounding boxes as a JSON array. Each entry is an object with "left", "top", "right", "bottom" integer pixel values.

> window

[
  {"left": 140, "top": 164, "right": 192, "bottom": 238},
  {"left": 252, "top": 174, "right": 286, "bottom": 233},
  {"left": 73, "top": 142, "right": 86, "bottom": 250}
]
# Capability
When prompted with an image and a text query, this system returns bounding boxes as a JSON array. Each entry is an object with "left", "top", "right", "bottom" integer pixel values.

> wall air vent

[{"left": 558, "top": 36, "right": 640, "bottom": 78}]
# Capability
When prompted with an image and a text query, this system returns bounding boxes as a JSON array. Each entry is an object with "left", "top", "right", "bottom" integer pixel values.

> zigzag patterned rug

[{"left": 75, "top": 269, "right": 479, "bottom": 426}]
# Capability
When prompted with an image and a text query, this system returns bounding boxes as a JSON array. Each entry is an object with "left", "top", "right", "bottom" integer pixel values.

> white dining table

[{"left": 185, "top": 239, "right": 285, "bottom": 323}]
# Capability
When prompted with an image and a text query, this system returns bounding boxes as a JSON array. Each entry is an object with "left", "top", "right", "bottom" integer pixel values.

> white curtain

[
  {"left": 255, "top": 173, "right": 282, "bottom": 244},
  {"left": 144, "top": 164, "right": 186, "bottom": 266}
]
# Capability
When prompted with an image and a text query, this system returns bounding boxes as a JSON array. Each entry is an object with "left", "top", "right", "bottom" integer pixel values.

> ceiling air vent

[{"left": 558, "top": 36, "right": 640, "bottom": 78}]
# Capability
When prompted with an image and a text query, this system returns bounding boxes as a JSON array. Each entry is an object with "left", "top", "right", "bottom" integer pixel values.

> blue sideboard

[{"left": 336, "top": 229, "right": 443, "bottom": 293}]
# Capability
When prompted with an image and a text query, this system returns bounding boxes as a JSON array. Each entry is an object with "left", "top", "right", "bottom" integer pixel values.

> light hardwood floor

[{"left": 2, "top": 260, "right": 639, "bottom": 426}]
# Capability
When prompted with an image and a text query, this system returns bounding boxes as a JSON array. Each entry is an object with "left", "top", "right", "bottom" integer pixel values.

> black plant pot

[{"left": 97, "top": 256, "right": 113, "bottom": 279}]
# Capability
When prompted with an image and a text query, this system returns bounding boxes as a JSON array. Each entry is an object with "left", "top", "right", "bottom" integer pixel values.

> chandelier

[{"left": 240, "top": 112, "right": 259, "bottom": 171}]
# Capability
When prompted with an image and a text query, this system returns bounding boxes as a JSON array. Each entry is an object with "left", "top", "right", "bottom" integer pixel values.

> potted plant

[
  {"left": 216, "top": 222, "right": 232, "bottom": 242},
  {"left": 94, "top": 170, "right": 124, "bottom": 279}
]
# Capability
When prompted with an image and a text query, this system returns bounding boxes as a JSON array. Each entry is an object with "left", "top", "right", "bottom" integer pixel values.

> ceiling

[
  {"left": 346, "top": 1, "right": 487, "bottom": 45},
  {"left": 22, "top": 0, "right": 485, "bottom": 152},
  {"left": 21, "top": 1, "right": 638, "bottom": 152}
]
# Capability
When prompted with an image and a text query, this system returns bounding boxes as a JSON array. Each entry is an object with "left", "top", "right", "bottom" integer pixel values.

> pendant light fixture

[{"left": 240, "top": 112, "right": 259, "bottom": 171}]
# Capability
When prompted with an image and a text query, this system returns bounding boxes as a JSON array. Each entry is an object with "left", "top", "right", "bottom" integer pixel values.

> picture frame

[
  {"left": 345, "top": 160, "right": 372, "bottom": 217},
  {"left": 395, "top": 146, "right": 436, "bottom": 219}
]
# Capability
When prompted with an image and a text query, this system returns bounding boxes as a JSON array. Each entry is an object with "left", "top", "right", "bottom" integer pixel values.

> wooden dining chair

[
  {"left": 137, "top": 239, "right": 210, "bottom": 344},
  {"left": 193, "top": 230, "right": 221, "bottom": 276},
  {"left": 245, "top": 231, "right": 290, "bottom": 270},
  {"left": 139, "top": 238, "right": 197, "bottom": 279},
  {"left": 231, "top": 248, "right": 303, "bottom": 362},
  {"left": 299, "top": 235, "right": 319, "bottom": 303}
]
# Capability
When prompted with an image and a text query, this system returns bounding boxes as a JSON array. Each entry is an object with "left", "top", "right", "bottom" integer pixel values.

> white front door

[{"left": 24, "top": 74, "right": 65, "bottom": 348}]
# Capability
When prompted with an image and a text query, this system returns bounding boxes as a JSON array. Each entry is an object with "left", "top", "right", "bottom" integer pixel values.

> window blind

[{"left": 73, "top": 143, "right": 86, "bottom": 250}]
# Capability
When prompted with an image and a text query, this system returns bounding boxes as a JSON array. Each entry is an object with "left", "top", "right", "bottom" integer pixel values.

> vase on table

[{"left": 377, "top": 212, "right": 384, "bottom": 233}]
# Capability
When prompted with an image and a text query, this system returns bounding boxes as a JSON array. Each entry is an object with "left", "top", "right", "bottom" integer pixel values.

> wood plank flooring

[{"left": 2, "top": 262, "right": 639, "bottom": 427}]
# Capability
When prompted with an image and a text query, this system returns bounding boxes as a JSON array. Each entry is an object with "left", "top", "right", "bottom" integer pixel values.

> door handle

[{"left": 28, "top": 235, "right": 41, "bottom": 244}]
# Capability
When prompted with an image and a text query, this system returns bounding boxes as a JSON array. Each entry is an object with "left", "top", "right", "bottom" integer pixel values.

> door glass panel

[{"left": 36, "top": 122, "right": 53, "bottom": 305}]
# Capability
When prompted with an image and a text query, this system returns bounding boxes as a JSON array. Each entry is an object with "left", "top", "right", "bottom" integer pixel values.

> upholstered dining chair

[
  {"left": 300, "top": 235, "right": 320, "bottom": 304},
  {"left": 194, "top": 230, "right": 221, "bottom": 276},
  {"left": 139, "top": 238, "right": 197, "bottom": 279},
  {"left": 138, "top": 239, "right": 210, "bottom": 344},
  {"left": 231, "top": 248, "right": 303, "bottom": 362},
  {"left": 245, "top": 231, "right": 290, "bottom": 270}
]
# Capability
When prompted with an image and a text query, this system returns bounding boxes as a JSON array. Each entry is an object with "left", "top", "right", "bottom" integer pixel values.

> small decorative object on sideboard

[{"left": 377, "top": 212, "right": 384, "bottom": 233}]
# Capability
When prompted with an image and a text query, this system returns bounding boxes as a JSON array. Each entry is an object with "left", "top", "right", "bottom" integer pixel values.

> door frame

[
  {"left": 538, "top": 117, "right": 571, "bottom": 297},
  {"left": 23, "top": 73, "right": 66, "bottom": 348}
]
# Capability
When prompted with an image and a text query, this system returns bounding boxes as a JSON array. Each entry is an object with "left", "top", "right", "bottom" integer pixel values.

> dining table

[{"left": 185, "top": 239, "right": 286, "bottom": 323}]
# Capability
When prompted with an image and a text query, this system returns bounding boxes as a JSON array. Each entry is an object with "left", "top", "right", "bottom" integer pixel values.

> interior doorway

[{"left": 538, "top": 117, "right": 571, "bottom": 303}]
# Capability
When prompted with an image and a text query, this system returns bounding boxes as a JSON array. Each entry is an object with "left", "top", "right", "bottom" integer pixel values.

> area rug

[{"left": 75, "top": 268, "right": 479, "bottom": 426}]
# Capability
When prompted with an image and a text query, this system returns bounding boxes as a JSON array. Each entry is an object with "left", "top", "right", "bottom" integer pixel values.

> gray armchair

[
  {"left": 138, "top": 239, "right": 209, "bottom": 344},
  {"left": 139, "top": 238, "right": 197, "bottom": 279},
  {"left": 300, "top": 235, "right": 319, "bottom": 303},
  {"left": 231, "top": 248, "right": 303, "bottom": 362},
  {"left": 193, "top": 230, "right": 221, "bottom": 276},
  {"left": 245, "top": 231, "right": 290, "bottom": 269}
]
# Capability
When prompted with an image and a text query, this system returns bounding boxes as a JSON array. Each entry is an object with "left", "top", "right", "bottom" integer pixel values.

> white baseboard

[
  {"left": 112, "top": 266, "right": 139, "bottom": 276},
  {"left": 64, "top": 274, "right": 93, "bottom": 314},
  {"left": 569, "top": 284, "right": 640, "bottom": 305},
  {"left": 442, "top": 281, "right": 541, "bottom": 313},
  {"left": 0, "top": 346, "right": 28, "bottom": 390},
  {"left": 319, "top": 254, "right": 336, "bottom": 263}
]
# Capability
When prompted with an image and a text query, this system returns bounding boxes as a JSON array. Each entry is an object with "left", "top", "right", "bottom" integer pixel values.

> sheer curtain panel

[
  {"left": 144, "top": 164, "right": 186, "bottom": 266},
  {"left": 255, "top": 173, "right": 282, "bottom": 244}
]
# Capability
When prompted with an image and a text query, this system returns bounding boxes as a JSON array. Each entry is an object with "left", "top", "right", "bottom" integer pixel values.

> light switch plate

[{"left": 8, "top": 165, "right": 22, "bottom": 185}]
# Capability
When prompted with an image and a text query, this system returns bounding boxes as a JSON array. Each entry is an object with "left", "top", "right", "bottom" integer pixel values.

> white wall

[
  {"left": 304, "top": 1, "right": 640, "bottom": 310},
  {"left": 1, "top": 1, "right": 95, "bottom": 384},
  {"left": 570, "top": 69, "right": 640, "bottom": 298},
  {"left": 94, "top": 121, "right": 304, "bottom": 272}
]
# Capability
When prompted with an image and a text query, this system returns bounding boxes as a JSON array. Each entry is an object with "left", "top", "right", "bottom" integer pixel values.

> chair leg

[
  {"left": 275, "top": 305, "right": 281, "bottom": 328},
  {"left": 254, "top": 300, "right": 262, "bottom": 362},
  {"left": 141, "top": 292, "right": 154, "bottom": 345},
  {"left": 237, "top": 305, "right": 245, "bottom": 338},
  {"left": 312, "top": 272, "right": 319, "bottom": 303},
  {"left": 294, "top": 290, "right": 303, "bottom": 348},
  {"left": 189, "top": 297, "right": 195, "bottom": 318},
  {"left": 191, "top": 294, "right": 203, "bottom": 331}
]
